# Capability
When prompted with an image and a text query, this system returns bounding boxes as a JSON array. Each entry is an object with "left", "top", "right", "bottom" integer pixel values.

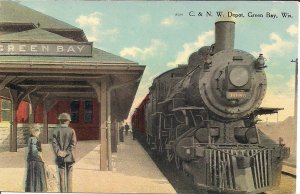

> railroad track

[{"left": 282, "top": 162, "right": 296, "bottom": 178}]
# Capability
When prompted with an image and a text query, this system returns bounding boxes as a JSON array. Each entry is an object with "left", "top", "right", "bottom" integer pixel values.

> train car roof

[
  {"left": 152, "top": 65, "right": 187, "bottom": 82},
  {"left": 135, "top": 93, "right": 150, "bottom": 110}
]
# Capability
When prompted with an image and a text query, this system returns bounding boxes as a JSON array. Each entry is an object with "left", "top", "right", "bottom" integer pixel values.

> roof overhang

[{"left": 0, "top": 60, "right": 145, "bottom": 121}]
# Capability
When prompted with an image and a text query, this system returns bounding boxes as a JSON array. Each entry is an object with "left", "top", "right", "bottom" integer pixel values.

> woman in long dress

[{"left": 25, "top": 127, "right": 47, "bottom": 192}]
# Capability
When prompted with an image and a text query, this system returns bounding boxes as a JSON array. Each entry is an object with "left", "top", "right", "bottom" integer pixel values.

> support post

[
  {"left": 90, "top": 76, "right": 141, "bottom": 171},
  {"left": 111, "top": 119, "right": 117, "bottom": 153},
  {"left": 8, "top": 87, "right": 38, "bottom": 151},
  {"left": 42, "top": 98, "right": 57, "bottom": 144},
  {"left": 117, "top": 122, "right": 120, "bottom": 144},
  {"left": 100, "top": 81, "right": 108, "bottom": 171},
  {"left": 42, "top": 104, "right": 48, "bottom": 143},
  {"left": 28, "top": 95, "right": 40, "bottom": 124},
  {"left": 107, "top": 76, "right": 141, "bottom": 157},
  {"left": 89, "top": 80, "right": 109, "bottom": 171},
  {"left": 11, "top": 104, "right": 18, "bottom": 152},
  {"left": 107, "top": 90, "right": 112, "bottom": 170},
  {"left": 0, "top": 76, "right": 17, "bottom": 152},
  {"left": 8, "top": 89, "right": 18, "bottom": 152}
]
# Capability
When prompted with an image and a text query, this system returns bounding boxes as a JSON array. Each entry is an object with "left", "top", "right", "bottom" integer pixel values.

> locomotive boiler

[{"left": 132, "top": 21, "right": 289, "bottom": 194}]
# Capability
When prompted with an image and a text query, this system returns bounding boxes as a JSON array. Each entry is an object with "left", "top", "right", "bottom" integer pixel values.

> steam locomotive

[{"left": 131, "top": 21, "right": 289, "bottom": 194}]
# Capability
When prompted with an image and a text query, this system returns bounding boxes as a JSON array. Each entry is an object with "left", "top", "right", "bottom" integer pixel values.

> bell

[{"left": 255, "top": 54, "right": 267, "bottom": 69}]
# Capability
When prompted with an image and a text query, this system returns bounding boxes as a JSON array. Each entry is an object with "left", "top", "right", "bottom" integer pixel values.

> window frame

[
  {"left": 70, "top": 100, "right": 80, "bottom": 123},
  {"left": 84, "top": 100, "right": 93, "bottom": 123},
  {"left": 1, "top": 98, "right": 11, "bottom": 122}
]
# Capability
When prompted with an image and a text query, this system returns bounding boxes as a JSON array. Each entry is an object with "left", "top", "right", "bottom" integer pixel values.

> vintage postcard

[{"left": 0, "top": 1, "right": 298, "bottom": 194}]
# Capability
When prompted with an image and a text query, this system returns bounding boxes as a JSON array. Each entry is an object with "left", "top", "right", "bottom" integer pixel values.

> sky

[{"left": 19, "top": 0, "right": 299, "bottom": 122}]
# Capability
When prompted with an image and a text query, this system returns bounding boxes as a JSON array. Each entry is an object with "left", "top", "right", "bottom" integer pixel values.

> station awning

[{"left": 0, "top": 28, "right": 145, "bottom": 121}]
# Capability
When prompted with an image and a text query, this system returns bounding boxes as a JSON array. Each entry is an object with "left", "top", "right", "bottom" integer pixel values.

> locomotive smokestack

[{"left": 214, "top": 21, "right": 235, "bottom": 52}]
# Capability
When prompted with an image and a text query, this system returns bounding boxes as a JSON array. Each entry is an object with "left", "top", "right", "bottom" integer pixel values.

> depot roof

[
  {"left": 0, "top": 1, "right": 145, "bottom": 121},
  {"left": 0, "top": 1, "right": 87, "bottom": 42},
  {"left": 0, "top": 28, "right": 76, "bottom": 42},
  {"left": 0, "top": 1, "right": 78, "bottom": 30}
]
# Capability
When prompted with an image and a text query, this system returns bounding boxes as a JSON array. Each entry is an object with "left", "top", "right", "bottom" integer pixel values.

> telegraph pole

[{"left": 291, "top": 58, "right": 298, "bottom": 119}]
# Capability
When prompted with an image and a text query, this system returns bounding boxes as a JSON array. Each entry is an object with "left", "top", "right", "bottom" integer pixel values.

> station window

[
  {"left": 70, "top": 101, "right": 80, "bottom": 123},
  {"left": 84, "top": 101, "right": 93, "bottom": 123},
  {"left": 1, "top": 99, "right": 11, "bottom": 122}
]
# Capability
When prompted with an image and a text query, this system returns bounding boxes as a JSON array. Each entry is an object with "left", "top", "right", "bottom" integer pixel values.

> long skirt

[{"left": 25, "top": 160, "right": 47, "bottom": 192}]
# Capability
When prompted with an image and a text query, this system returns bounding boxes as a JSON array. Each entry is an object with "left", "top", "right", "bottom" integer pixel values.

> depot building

[{"left": 0, "top": 1, "right": 145, "bottom": 170}]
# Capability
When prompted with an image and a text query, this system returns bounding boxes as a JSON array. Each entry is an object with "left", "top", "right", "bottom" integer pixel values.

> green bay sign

[{"left": 0, "top": 42, "right": 93, "bottom": 57}]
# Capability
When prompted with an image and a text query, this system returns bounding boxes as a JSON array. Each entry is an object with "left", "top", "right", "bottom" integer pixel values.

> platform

[{"left": 0, "top": 134, "right": 176, "bottom": 193}]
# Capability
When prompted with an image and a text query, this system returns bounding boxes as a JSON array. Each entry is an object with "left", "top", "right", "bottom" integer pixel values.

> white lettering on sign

[
  {"left": 7, "top": 45, "right": 14, "bottom": 52},
  {"left": 77, "top": 45, "right": 85, "bottom": 52},
  {"left": 0, "top": 42, "right": 92, "bottom": 56},
  {"left": 31, "top": 45, "right": 38, "bottom": 52},
  {"left": 57, "top": 46, "right": 64, "bottom": 52},
  {"left": 41, "top": 45, "right": 49, "bottom": 52},
  {"left": 19, "top": 45, "right": 26, "bottom": 52},
  {"left": 67, "top": 46, "right": 75, "bottom": 53}
]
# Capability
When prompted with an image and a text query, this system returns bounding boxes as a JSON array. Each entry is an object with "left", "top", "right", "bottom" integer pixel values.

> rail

[{"left": 282, "top": 164, "right": 296, "bottom": 178}]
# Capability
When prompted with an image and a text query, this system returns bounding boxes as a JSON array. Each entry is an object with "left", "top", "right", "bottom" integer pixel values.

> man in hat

[{"left": 52, "top": 113, "right": 77, "bottom": 192}]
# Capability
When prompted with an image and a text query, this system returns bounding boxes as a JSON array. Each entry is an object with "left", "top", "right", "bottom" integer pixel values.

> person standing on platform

[
  {"left": 25, "top": 126, "right": 47, "bottom": 192},
  {"left": 125, "top": 122, "right": 129, "bottom": 136},
  {"left": 52, "top": 113, "right": 77, "bottom": 193},
  {"left": 119, "top": 125, "right": 124, "bottom": 142},
  {"left": 132, "top": 126, "right": 137, "bottom": 140}
]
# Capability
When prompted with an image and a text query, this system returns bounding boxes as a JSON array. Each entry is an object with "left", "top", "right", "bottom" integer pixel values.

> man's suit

[{"left": 52, "top": 124, "right": 77, "bottom": 192}]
